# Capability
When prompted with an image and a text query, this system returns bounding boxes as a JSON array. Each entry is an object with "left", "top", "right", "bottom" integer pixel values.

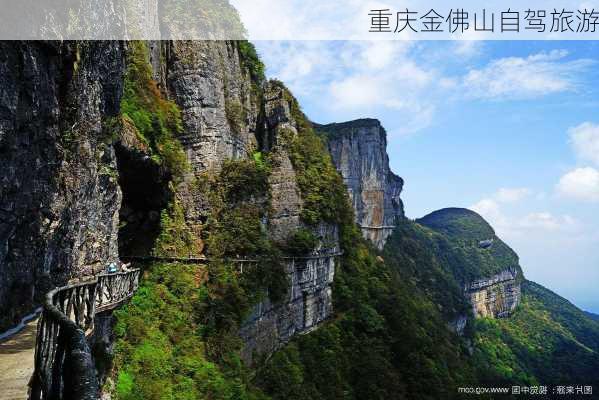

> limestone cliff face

[
  {"left": 239, "top": 243, "right": 337, "bottom": 364},
  {"left": 148, "top": 45, "right": 338, "bottom": 362},
  {"left": 138, "top": 40, "right": 263, "bottom": 238},
  {"left": 321, "top": 119, "right": 404, "bottom": 249},
  {"left": 261, "top": 81, "right": 304, "bottom": 242},
  {"left": 0, "top": 40, "right": 337, "bottom": 361},
  {"left": 238, "top": 81, "right": 339, "bottom": 363},
  {"left": 0, "top": 41, "right": 125, "bottom": 331},
  {"left": 160, "top": 41, "right": 259, "bottom": 172},
  {"left": 466, "top": 268, "right": 521, "bottom": 318}
]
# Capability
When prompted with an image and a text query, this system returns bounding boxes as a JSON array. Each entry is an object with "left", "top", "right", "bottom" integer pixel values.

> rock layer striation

[
  {"left": 321, "top": 119, "right": 404, "bottom": 249},
  {"left": 466, "top": 268, "right": 521, "bottom": 318}
]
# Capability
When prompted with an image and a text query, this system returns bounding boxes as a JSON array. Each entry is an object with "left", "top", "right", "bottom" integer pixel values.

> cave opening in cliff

[{"left": 114, "top": 144, "right": 173, "bottom": 257}]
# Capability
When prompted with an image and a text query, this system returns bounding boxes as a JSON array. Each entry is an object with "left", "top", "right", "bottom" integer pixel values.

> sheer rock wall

[
  {"left": 322, "top": 119, "right": 404, "bottom": 249},
  {"left": 0, "top": 41, "right": 125, "bottom": 331},
  {"left": 466, "top": 268, "right": 521, "bottom": 318}
]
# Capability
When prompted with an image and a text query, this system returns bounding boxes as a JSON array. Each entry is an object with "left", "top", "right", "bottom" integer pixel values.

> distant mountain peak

[{"left": 417, "top": 207, "right": 496, "bottom": 241}]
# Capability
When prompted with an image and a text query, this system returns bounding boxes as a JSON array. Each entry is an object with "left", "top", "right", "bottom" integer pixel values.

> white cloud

[
  {"left": 472, "top": 187, "right": 532, "bottom": 206},
  {"left": 569, "top": 122, "right": 599, "bottom": 166},
  {"left": 472, "top": 198, "right": 581, "bottom": 239},
  {"left": 462, "top": 50, "right": 592, "bottom": 100},
  {"left": 327, "top": 43, "right": 433, "bottom": 113},
  {"left": 258, "top": 40, "right": 437, "bottom": 135},
  {"left": 470, "top": 187, "right": 531, "bottom": 234},
  {"left": 556, "top": 167, "right": 599, "bottom": 202},
  {"left": 328, "top": 61, "right": 432, "bottom": 109},
  {"left": 495, "top": 187, "right": 532, "bottom": 203},
  {"left": 256, "top": 41, "right": 338, "bottom": 97},
  {"left": 453, "top": 40, "right": 483, "bottom": 58},
  {"left": 520, "top": 212, "right": 580, "bottom": 232},
  {"left": 552, "top": 122, "right": 599, "bottom": 203},
  {"left": 329, "top": 74, "right": 381, "bottom": 108},
  {"left": 470, "top": 188, "right": 526, "bottom": 236},
  {"left": 230, "top": 0, "right": 358, "bottom": 40},
  {"left": 439, "top": 77, "right": 458, "bottom": 89},
  {"left": 361, "top": 41, "right": 408, "bottom": 70},
  {"left": 471, "top": 198, "right": 508, "bottom": 229},
  {"left": 471, "top": 186, "right": 580, "bottom": 239}
]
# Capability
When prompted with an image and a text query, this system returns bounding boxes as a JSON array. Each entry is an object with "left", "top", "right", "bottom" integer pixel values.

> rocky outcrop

[
  {"left": 162, "top": 41, "right": 259, "bottom": 172},
  {"left": 261, "top": 81, "right": 303, "bottom": 242},
  {"left": 0, "top": 41, "right": 125, "bottom": 332},
  {"left": 417, "top": 208, "right": 524, "bottom": 320},
  {"left": 239, "top": 82, "right": 339, "bottom": 363},
  {"left": 141, "top": 41, "right": 263, "bottom": 238},
  {"left": 239, "top": 236, "right": 339, "bottom": 364},
  {"left": 320, "top": 119, "right": 404, "bottom": 249},
  {"left": 138, "top": 46, "right": 337, "bottom": 362},
  {"left": 466, "top": 268, "right": 521, "bottom": 318}
]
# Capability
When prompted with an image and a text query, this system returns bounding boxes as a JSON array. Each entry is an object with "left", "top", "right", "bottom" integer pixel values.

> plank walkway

[{"left": 0, "top": 318, "right": 37, "bottom": 400}]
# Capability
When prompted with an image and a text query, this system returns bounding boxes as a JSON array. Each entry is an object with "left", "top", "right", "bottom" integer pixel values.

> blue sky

[{"left": 254, "top": 40, "right": 599, "bottom": 313}]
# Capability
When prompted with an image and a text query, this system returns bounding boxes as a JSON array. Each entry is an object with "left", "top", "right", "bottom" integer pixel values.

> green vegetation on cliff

[
  {"left": 383, "top": 221, "right": 471, "bottom": 321},
  {"left": 473, "top": 281, "right": 599, "bottom": 386},
  {"left": 113, "top": 262, "right": 266, "bottom": 400},
  {"left": 272, "top": 81, "right": 350, "bottom": 226},
  {"left": 257, "top": 221, "right": 479, "bottom": 400},
  {"left": 113, "top": 157, "right": 284, "bottom": 400},
  {"left": 113, "top": 44, "right": 283, "bottom": 400},
  {"left": 112, "top": 43, "right": 599, "bottom": 400},
  {"left": 394, "top": 209, "right": 599, "bottom": 389},
  {"left": 153, "top": 200, "right": 202, "bottom": 258},
  {"left": 281, "top": 228, "right": 319, "bottom": 256},
  {"left": 417, "top": 208, "right": 521, "bottom": 281},
  {"left": 120, "top": 41, "right": 188, "bottom": 180},
  {"left": 585, "top": 311, "right": 599, "bottom": 322},
  {"left": 237, "top": 41, "right": 265, "bottom": 85},
  {"left": 202, "top": 157, "right": 288, "bottom": 303}
]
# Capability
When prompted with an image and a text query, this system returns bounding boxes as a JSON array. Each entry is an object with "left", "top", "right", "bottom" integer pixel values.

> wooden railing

[
  {"left": 28, "top": 253, "right": 342, "bottom": 399},
  {"left": 29, "top": 269, "right": 140, "bottom": 400}
]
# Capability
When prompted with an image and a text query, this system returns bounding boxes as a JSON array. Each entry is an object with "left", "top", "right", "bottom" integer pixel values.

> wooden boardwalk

[{"left": 0, "top": 318, "right": 37, "bottom": 400}]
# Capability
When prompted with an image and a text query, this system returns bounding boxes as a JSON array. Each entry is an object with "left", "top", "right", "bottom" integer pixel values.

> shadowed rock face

[
  {"left": 320, "top": 119, "right": 404, "bottom": 249},
  {"left": 0, "top": 41, "right": 125, "bottom": 332},
  {"left": 239, "top": 247, "right": 337, "bottom": 364}
]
